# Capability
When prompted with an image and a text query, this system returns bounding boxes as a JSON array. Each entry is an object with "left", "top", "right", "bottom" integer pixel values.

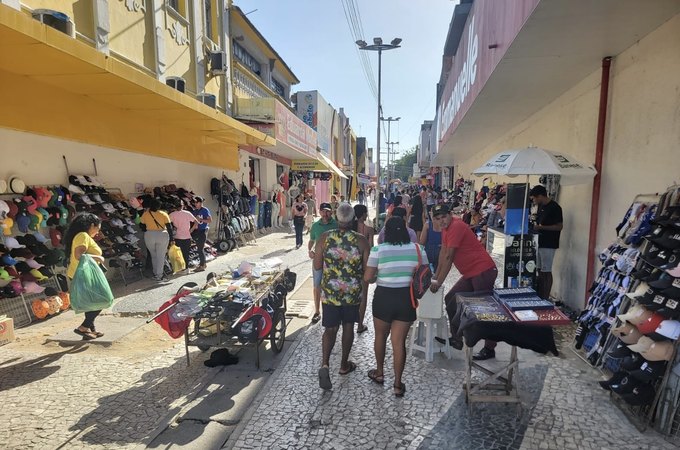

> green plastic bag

[{"left": 70, "top": 254, "right": 114, "bottom": 313}]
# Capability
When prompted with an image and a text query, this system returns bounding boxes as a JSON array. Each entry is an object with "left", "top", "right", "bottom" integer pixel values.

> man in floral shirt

[{"left": 313, "top": 203, "right": 370, "bottom": 390}]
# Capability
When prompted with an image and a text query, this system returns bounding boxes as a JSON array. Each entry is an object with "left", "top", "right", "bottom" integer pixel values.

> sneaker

[{"left": 472, "top": 347, "right": 495, "bottom": 361}]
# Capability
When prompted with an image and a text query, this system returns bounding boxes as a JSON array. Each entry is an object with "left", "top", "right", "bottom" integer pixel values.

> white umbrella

[
  {"left": 472, "top": 146, "right": 596, "bottom": 291},
  {"left": 472, "top": 146, "right": 597, "bottom": 185}
]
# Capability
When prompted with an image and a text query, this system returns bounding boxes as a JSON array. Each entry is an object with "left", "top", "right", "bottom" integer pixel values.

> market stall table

[{"left": 454, "top": 290, "right": 570, "bottom": 409}]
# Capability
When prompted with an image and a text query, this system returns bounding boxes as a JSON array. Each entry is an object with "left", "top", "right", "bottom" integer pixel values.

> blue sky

[{"left": 234, "top": 0, "right": 456, "bottom": 162}]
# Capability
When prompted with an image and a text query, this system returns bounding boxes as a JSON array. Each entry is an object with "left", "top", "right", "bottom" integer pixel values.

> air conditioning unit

[
  {"left": 209, "top": 51, "right": 227, "bottom": 75},
  {"left": 166, "top": 76, "right": 186, "bottom": 93},
  {"left": 32, "top": 9, "right": 75, "bottom": 38},
  {"left": 197, "top": 93, "right": 217, "bottom": 108}
]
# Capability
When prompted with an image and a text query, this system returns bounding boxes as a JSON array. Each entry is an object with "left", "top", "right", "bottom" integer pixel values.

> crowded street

[{"left": 2, "top": 0, "right": 680, "bottom": 449}]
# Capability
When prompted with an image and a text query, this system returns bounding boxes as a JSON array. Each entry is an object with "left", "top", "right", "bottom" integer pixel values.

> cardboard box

[{"left": 0, "top": 317, "right": 15, "bottom": 346}]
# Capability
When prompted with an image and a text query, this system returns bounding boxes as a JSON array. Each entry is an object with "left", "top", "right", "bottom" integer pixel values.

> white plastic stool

[{"left": 408, "top": 290, "right": 453, "bottom": 362}]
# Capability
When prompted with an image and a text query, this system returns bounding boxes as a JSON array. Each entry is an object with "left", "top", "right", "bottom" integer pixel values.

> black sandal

[
  {"left": 73, "top": 329, "right": 98, "bottom": 340},
  {"left": 394, "top": 382, "right": 406, "bottom": 397},
  {"left": 368, "top": 369, "right": 385, "bottom": 385},
  {"left": 357, "top": 324, "right": 368, "bottom": 334}
]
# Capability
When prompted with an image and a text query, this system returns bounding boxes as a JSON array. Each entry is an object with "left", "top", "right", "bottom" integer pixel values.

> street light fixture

[{"left": 357, "top": 36, "right": 402, "bottom": 189}]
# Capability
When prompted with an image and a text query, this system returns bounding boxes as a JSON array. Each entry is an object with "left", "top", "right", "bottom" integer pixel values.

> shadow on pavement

[
  {"left": 67, "top": 351, "right": 211, "bottom": 447},
  {"left": 0, "top": 345, "right": 90, "bottom": 391},
  {"left": 418, "top": 363, "right": 549, "bottom": 450}
]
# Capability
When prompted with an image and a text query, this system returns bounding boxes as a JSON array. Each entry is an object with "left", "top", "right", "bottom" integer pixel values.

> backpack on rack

[{"left": 210, "top": 178, "right": 221, "bottom": 197}]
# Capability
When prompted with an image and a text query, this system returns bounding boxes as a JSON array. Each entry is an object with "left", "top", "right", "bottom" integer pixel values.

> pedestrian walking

[
  {"left": 140, "top": 198, "right": 173, "bottom": 281},
  {"left": 315, "top": 203, "right": 370, "bottom": 390},
  {"left": 429, "top": 204, "right": 499, "bottom": 360},
  {"left": 308, "top": 202, "right": 338, "bottom": 324},
  {"left": 292, "top": 194, "right": 308, "bottom": 249},
  {"left": 191, "top": 196, "right": 211, "bottom": 272},
  {"left": 409, "top": 194, "right": 425, "bottom": 240},
  {"left": 304, "top": 193, "right": 316, "bottom": 234},
  {"left": 357, "top": 188, "right": 365, "bottom": 205},
  {"left": 365, "top": 217, "right": 428, "bottom": 397},
  {"left": 169, "top": 200, "right": 197, "bottom": 270},
  {"left": 63, "top": 212, "right": 108, "bottom": 340},
  {"left": 352, "top": 204, "right": 375, "bottom": 334}
]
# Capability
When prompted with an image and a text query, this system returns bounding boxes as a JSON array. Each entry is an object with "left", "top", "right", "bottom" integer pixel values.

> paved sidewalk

[{"left": 228, "top": 286, "right": 676, "bottom": 450}]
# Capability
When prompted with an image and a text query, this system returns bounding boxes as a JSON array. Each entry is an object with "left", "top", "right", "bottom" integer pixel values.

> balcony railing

[{"left": 233, "top": 62, "right": 291, "bottom": 106}]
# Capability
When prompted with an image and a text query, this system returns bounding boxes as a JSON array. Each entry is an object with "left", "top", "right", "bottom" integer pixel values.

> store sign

[
  {"left": 437, "top": 0, "right": 540, "bottom": 147},
  {"left": 297, "top": 91, "right": 333, "bottom": 156},
  {"left": 275, "top": 100, "right": 318, "bottom": 159},
  {"left": 357, "top": 173, "right": 371, "bottom": 185},
  {"left": 291, "top": 160, "right": 326, "bottom": 171},
  {"left": 313, "top": 172, "right": 332, "bottom": 181}
]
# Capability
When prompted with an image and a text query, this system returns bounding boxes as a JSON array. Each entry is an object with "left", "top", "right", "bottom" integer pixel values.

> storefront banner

[
  {"left": 297, "top": 91, "right": 333, "bottom": 156},
  {"left": 275, "top": 100, "right": 317, "bottom": 159},
  {"left": 291, "top": 159, "right": 326, "bottom": 171},
  {"left": 240, "top": 145, "right": 292, "bottom": 166},
  {"left": 437, "top": 0, "right": 540, "bottom": 148},
  {"left": 357, "top": 173, "right": 371, "bottom": 185}
]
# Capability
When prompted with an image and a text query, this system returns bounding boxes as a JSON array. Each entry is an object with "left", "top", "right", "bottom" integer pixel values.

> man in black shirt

[{"left": 529, "top": 185, "right": 563, "bottom": 301}]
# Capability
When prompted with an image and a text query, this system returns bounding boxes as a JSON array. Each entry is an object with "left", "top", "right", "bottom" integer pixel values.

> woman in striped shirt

[{"left": 364, "top": 217, "right": 428, "bottom": 397}]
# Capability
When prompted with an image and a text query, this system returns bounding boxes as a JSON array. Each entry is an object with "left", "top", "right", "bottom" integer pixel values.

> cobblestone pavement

[
  {"left": 229, "top": 285, "right": 676, "bottom": 450},
  {"left": 0, "top": 229, "right": 311, "bottom": 450}
]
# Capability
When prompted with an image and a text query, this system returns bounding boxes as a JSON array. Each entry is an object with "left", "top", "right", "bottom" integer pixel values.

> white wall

[{"left": 453, "top": 13, "right": 680, "bottom": 309}]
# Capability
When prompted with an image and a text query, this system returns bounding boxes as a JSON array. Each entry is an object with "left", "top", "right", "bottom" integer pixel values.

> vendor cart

[{"left": 178, "top": 268, "right": 296, "bottom": 368}]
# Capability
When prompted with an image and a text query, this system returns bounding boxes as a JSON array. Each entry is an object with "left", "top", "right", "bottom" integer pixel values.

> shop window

[
  {"left": 271, "top": 78, "right": 285, "bottom": 98},
  {"left": 233, "top": 41, "right": 261, "bottom": 78}
]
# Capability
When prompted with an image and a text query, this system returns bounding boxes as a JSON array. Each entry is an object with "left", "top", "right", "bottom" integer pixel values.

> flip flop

[
  {"left": 318, "top": 366, "right": 332, "bottom": 390},
  {"left": 91, "top": 331, "right": 104, "bottom": 337},
  {"left": 338, "top": 361, "right": 357, "bottom": 375},
  {"left": 394, "top": 382, "right": 406, "bottom": 398},
  {"left": 367, "top": 369, "right": 384, "bottom": 385},
  {"left": 73, "top": 329, "right": 97, "bottom": 340},
  {"left": 311, "top": 312, "right": 321, "bottom": 324},
  {"left": 357, "top": 324, "right": 368, "bottom": 334}
]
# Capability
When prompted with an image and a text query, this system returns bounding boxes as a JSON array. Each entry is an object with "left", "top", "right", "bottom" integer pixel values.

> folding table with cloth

[{"left": 453, "top": 290, "right": 569, "bottom": 409}]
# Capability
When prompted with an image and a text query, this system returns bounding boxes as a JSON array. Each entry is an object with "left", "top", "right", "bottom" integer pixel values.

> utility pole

[
  {"left": 380, "top": 117, "right": 400, "bottom": 188},
  {"left": 386, "top": 142, "right": 399, "bottom": 181}
]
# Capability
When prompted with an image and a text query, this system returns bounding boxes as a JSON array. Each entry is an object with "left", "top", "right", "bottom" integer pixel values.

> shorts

[
  {"left": 322, "top": 303, "right": 360, "bottom": 328},
  {"left": 313, "top": 268, "right": 323, "bottom": 287},
  {"left": 537, "top": 248, "right": 557, "bottom": 272},
  {"left": 372, "top": 285, "right": 416, "bottom": 323}
]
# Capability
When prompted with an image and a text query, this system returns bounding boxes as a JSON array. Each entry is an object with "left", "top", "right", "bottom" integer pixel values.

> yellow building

[{"left": 0, "top": 0, "right": 273, "bottom": 201}]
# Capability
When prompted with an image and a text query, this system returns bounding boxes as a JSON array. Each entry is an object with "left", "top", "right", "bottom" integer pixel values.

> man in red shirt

[{"left": 430, "top": 204, "right": 499, "bottom": 360}]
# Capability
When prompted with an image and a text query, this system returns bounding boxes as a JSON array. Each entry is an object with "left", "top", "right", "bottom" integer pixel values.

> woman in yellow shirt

[
  {"left": 63, "top": 212, "right": 106, "bottom": 340},
  {"left": 140, "top": 198, "right": 173, "bottom": 281}
]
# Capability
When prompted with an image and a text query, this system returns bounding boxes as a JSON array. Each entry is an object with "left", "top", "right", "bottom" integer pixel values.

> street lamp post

[
  {"left": 386, "top": 142, "right": 399, "bottom": 180},
  {"left": 356, "top": 38, "right": 402, "bottom": 191}
]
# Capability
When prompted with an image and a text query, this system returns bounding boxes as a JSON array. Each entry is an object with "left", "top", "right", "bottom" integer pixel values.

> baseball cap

[
  {"left": 657, "top": 297, "right": 680, "bottom": 320},
  {"left": 629, "top": 361, "right": 667, "bottom": 382},
  {"left": 640, "top": 340, "right": 674, "bottom": 361},
  {"left": 611, "top": 322, "right": 643, "bottom": 344},
  {"left": 620, "top": 384, "right": 656, "bottom": 406},
  {"left": 22, "top": 281, "right": 45, "bottom": 294},
  {"left": 610, "top": 375, "right": 640, "bottom": 395},
  {"left": 5, "top": 236, "right": 25, "bottom": 249},
  {"left": 654, "top": 320, "right": 680, "bottom": 340},
  {"left": 25, "top": 259, "right": 44, "bottom": 269},
  {"left": 660, "top": 277, "right": 680, "bottom": 298},
  {"left": 655, "top": 229, "right": 680, "bottom": 250},
  {"left": 432, "top": 204, "right": 450, "bottom": 217},
  {"left": 626, "top": 282, "right": 651, "bottom": 300},
  {"left": 617, "top": 305, "right": 653, "bottom": 326},
  {"left": 627, "top": 336, "right": 655, "bottom": 353},
  {"left": 636, "top": 311, "right": 665, "bottom": 335},
  {"left": 620, "top": 352, "right": 644, "bottom": 371},
  {"left": 607, "top": 340, "right": 632, "bottom": 358},
  {"left": 319, "top": 202, "right": 332, "bottom": 211}
]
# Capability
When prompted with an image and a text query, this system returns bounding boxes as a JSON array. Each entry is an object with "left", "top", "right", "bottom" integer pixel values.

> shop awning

[
  {"left": 0, "top": 6, "right": 275, "bottom": 171},
  {"left": 318, "top": 153, "right": 348, "bottom": 179},
  {"left": 434, "top": 0, "right": 680, "bottom": 166}
]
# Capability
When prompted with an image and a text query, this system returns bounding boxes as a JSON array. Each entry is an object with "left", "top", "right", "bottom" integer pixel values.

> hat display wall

[{"left": 0, "top": 179, "right": 6, "bottom": 194}]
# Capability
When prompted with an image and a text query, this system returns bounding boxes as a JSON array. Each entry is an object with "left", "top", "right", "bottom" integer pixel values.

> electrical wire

[{"left": 340, "top": 0, "right": 378, "bottom": 101}]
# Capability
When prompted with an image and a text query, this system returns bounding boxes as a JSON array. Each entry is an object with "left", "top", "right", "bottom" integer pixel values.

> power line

[{"left": 340, "top": 0, "right": 378, "bottom": 101}]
